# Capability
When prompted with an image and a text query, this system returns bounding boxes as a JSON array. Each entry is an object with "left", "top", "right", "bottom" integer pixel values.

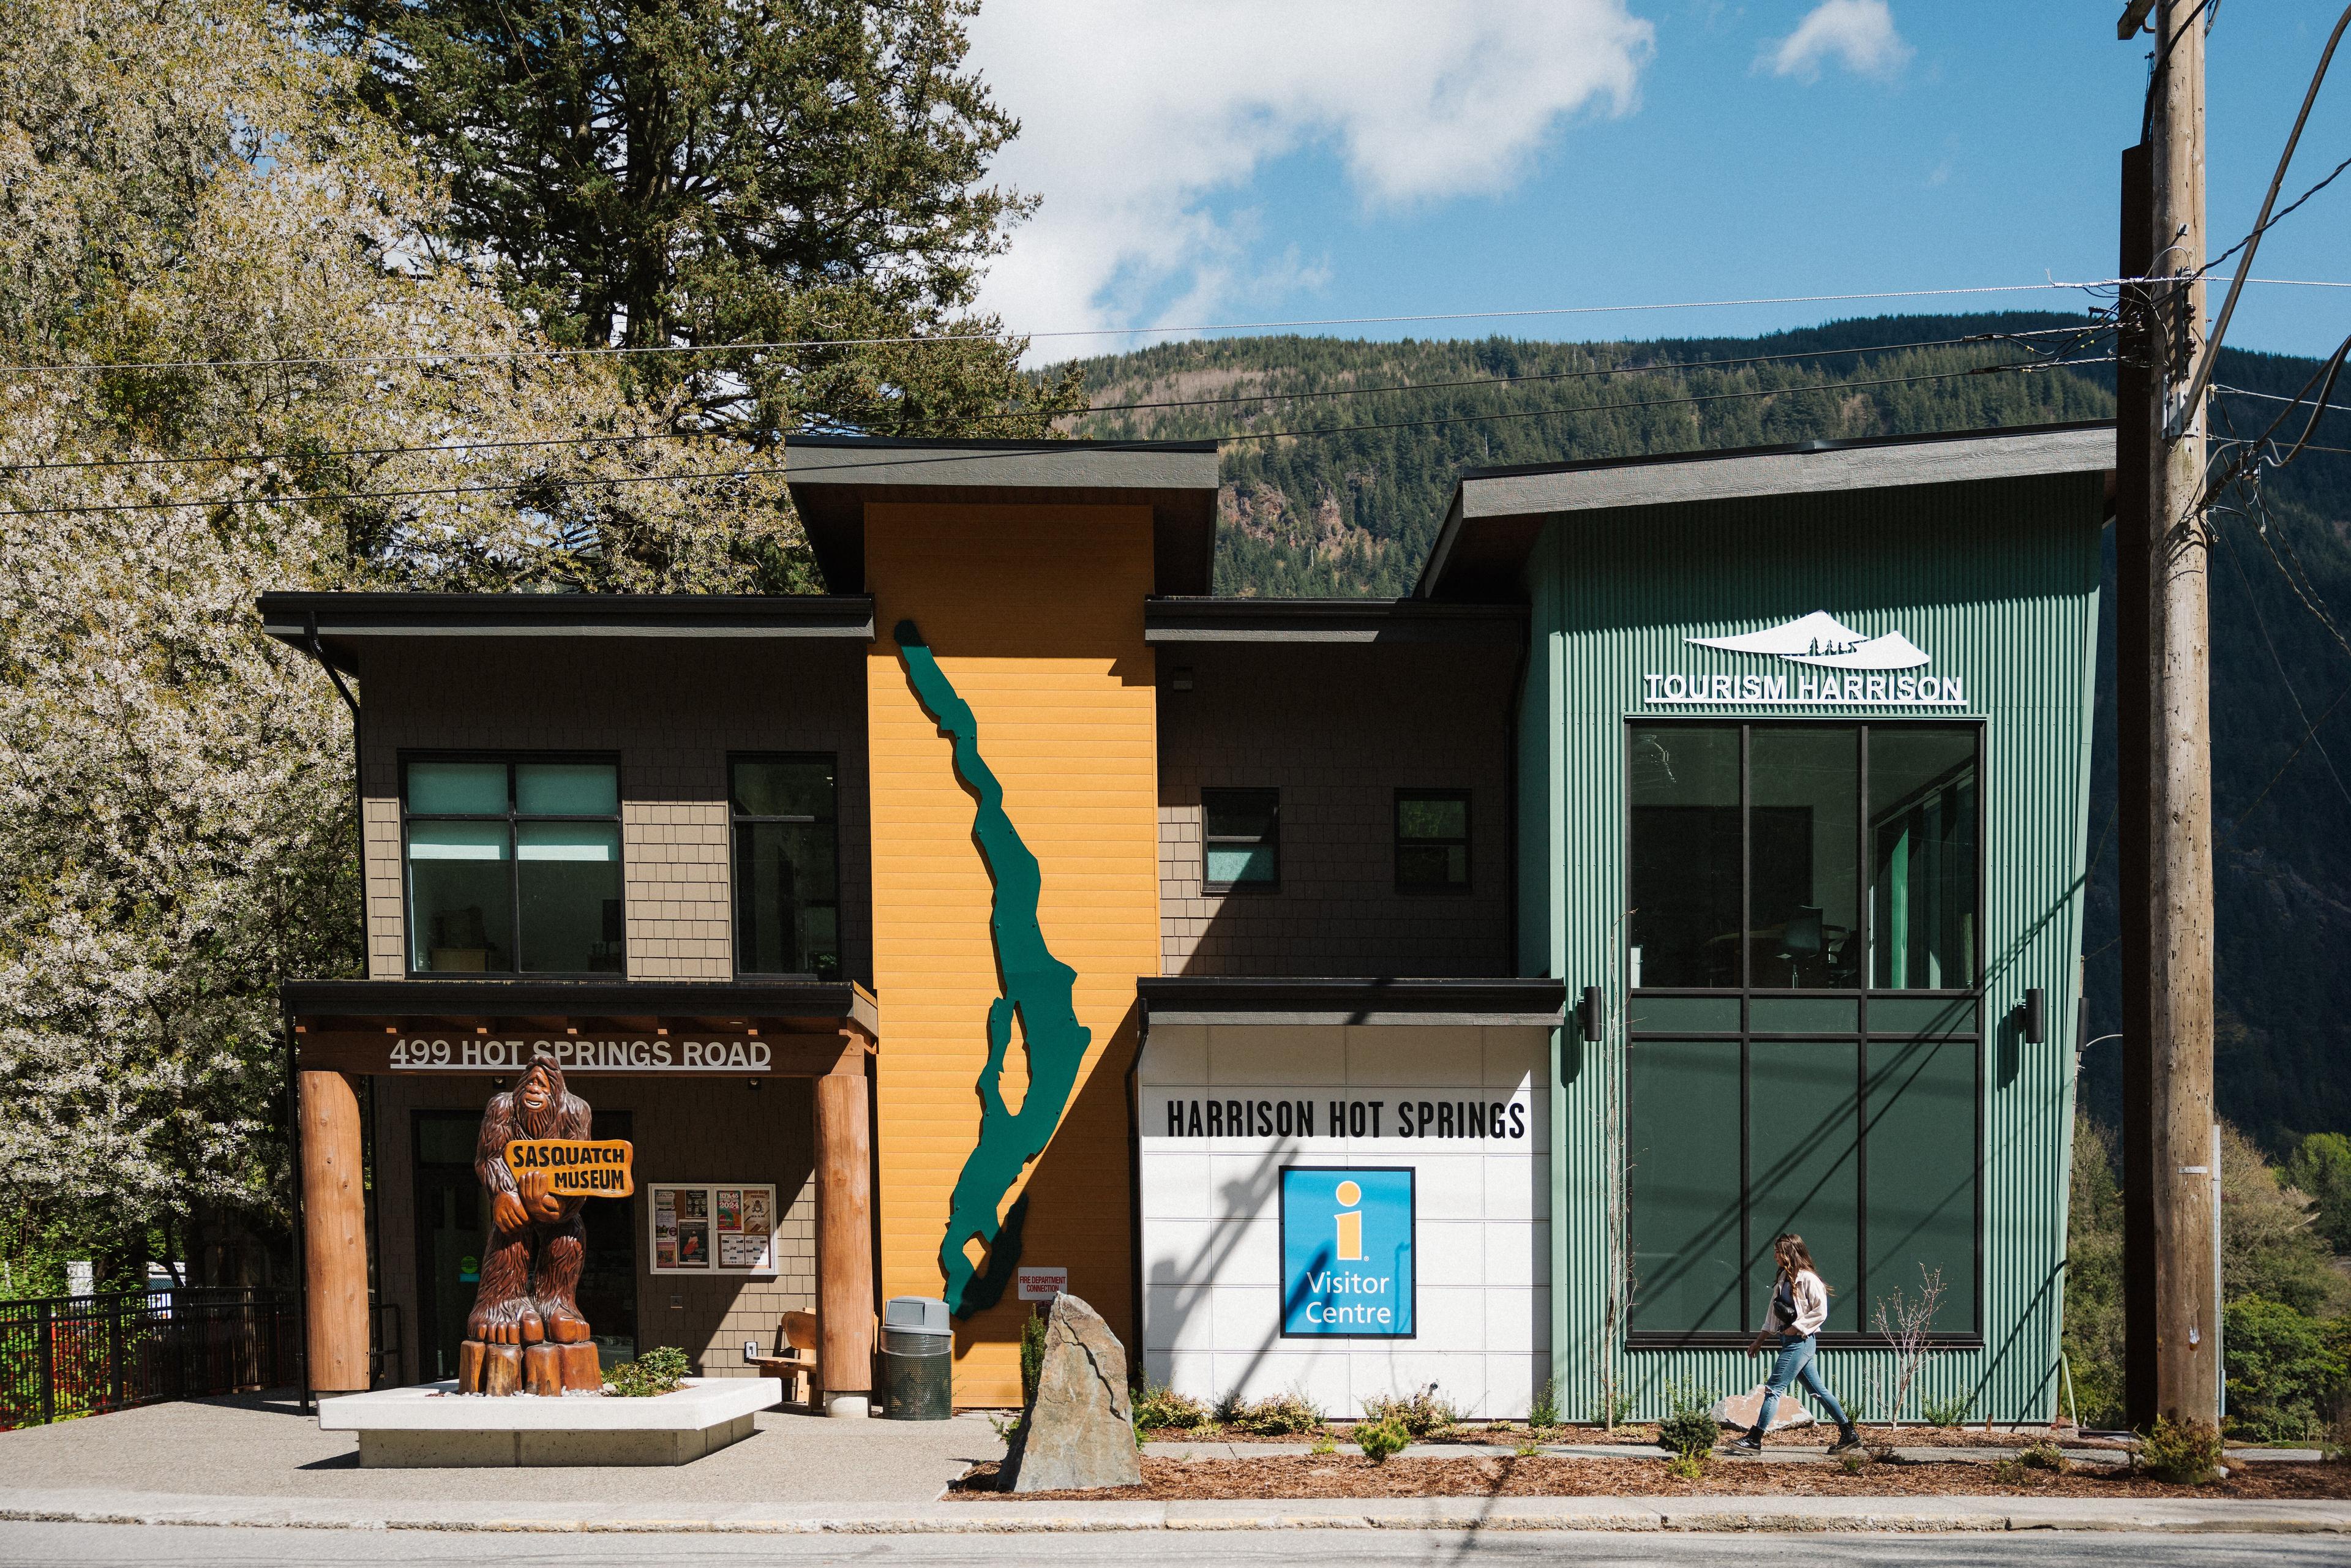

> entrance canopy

[{"left": 283, "top": 979, "right": 879, "bottom": 1078}]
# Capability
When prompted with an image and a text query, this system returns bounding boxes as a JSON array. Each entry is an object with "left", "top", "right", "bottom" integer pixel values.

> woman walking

[{"left": 1727, "top": 1233, "right": 1862, "bottom": 1455}]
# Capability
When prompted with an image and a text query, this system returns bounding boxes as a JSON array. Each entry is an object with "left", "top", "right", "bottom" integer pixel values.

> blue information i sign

[{"left": 1280, "top": 1166, "right": 1414, "bottom": 1338}]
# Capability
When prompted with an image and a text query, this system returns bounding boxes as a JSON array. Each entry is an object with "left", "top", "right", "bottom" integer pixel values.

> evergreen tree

[{"left": 309, "top": 0, "right": 1079, "bottom": 438}]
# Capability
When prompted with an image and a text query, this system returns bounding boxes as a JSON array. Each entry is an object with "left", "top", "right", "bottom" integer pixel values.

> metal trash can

[{"left": 880, "top": 1295, "right": 953, "bottom": 1420}]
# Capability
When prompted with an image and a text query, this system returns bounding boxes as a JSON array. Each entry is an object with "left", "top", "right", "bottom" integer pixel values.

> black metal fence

[{"left": 0, "top": 1288, "right": 298, "bottom": 1429}]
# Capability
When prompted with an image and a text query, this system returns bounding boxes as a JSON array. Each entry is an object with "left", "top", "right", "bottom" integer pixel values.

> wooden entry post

[
  {"left": 814, "top": 1039, "right": 876, "bottom": 1417},
  {"left": 299, "top": 1069, "right": 370, "bottom": 1394}
]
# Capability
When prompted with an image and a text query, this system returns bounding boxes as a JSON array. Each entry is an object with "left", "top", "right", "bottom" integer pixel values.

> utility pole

[{"left": 2120, "top": 0, "right": 2219, "bottom": 1430}]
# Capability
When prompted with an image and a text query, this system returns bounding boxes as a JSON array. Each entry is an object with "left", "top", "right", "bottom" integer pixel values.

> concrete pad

[{"left": 317, "top": 1378, "right": 776, "bottom": 1468}]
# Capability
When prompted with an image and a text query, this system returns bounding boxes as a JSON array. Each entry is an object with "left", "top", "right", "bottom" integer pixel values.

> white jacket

[{"left": 1760, "top": 1268, "right": 1831, "bottom": 1338}]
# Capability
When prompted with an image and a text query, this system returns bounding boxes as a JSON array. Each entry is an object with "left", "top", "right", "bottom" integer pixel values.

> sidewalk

[{"left": 1, "top": 1393, "right": 2341, "bottom": 1537}]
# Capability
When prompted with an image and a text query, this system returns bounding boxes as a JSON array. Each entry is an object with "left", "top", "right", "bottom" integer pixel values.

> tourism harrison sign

[{"left": 1640, "top": 610, "right": 1968, "bottom": 709}]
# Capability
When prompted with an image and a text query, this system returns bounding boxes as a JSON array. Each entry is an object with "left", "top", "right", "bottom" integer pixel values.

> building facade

[{"left": 273, "top": 422, "right": 2111, "bottom": 1424}]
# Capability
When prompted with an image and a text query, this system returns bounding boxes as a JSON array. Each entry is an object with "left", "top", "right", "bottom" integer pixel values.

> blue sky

[{"left": 966, "top": 2, "right": 2351, "bottom": 364}]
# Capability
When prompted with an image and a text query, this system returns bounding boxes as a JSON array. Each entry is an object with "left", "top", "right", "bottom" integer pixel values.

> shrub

[
  {"left": 1920, "top": 1393, "right": 1972, "bottom": 1428},
  {"left": 1357, "top": 1414, "right": 1410, "bottom": 1463},
  {"left": 1019, "top": 1309, "right": 1048, "bottom": 1406},
  {"left": 2223, "top": 1295, "right": 2347, "bottom": 1444},
  {"left": 2138, "top": 1415, "right": 2225, "bottom": 1484},
  {"left": 1665, "top": 1451, "right": 1706, "bottom": 1481},
  {"left": 1656, "top": 1379, "right": 1720, "bottom": 1458},
  {"left": 1990, "top": 1457, "right": 2030, "bottom": 1485},
  {"left": 1514, "top": 1437, "right": 1542, "bottom": 1457},
  {"left": 1224, "top": 1388, "right": 1324, "bottom": 1436},
  {"left": 2017, "top": 1439, "right": 2069, "bottom": 1474},
  {"left": 1529, "top": 1377, "right": 1561, "bottom": 1430},
  {"left": 1838, "top": 1451, "right": 1867, "bottom": 1475},
  {"left": 1360, "top": 1384, "right": 1458, "bottom": 1439},
  {"left": 1310, "top": 1432, "right": 1337, "bottom": 1456},
  {"left": 1132, "top": 1382, "right": 1212, "bottom": 1432},
  {"left": 604, "top": 1346, "right": 690, "bottom": 1397}
]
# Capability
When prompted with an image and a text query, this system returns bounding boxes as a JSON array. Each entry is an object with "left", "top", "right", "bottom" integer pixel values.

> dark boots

[{"left": 1826, "top": 1423, "right": 1864, "bottom": 1455}]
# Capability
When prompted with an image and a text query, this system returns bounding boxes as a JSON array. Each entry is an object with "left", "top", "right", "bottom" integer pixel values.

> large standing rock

[
  {"left": 1711, "top": 1384, "right": 1817, "bottom": 1431},
  {"left": 1002, "top": 1292, "right": 1142, "bottom": 1493}
]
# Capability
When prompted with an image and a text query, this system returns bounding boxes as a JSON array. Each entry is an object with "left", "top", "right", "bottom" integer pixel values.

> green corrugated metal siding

[{"left": 1526, "top": 471, "right": 2105, "bottom": 1424}]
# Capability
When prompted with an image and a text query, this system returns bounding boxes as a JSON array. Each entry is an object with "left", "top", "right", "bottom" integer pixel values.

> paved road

[{"left": 1, "top": 1524, "right": 2343, "bottom": 1567}]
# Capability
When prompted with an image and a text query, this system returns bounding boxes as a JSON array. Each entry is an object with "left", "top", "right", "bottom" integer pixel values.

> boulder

[
  {"left": 1002, "top": 1292, "right": 1142, "bottom": 1493},
  {"left": 1710, "top": 1383, "right": 1817, "bottom": 1431}
]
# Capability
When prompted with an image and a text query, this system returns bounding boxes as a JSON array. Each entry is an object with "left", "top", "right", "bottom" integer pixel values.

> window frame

[
  {"left": 727, "top": 752, "right": 842, "bottom": 980},
  {"left": 1201, "top": 786, "right": 1281, "bottom": 893},
  {"left": 397, "top": 751, "right": 626, "bottom": 980},
  {"left": 1620, "top": 717, "right": 1987, "bottom": 1349},
  {"left": 1393, "top": 788, "right": 1472, "bottom": 895}
]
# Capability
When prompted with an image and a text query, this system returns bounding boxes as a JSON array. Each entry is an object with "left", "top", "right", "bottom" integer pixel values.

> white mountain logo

[{"left": 1687, "top": 610, "right": 1930, "bottom": 672}]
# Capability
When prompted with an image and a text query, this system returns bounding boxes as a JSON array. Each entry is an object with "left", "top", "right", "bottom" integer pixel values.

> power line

[
  {"left": 7, "top": 277, "right": 2338, "bottom": 378},
  {"left": 0, "top": 353, "right": 2112, "bottom": 520},
  {"left": 2, "top": 328, "right": 2096, "bottom": 476}
]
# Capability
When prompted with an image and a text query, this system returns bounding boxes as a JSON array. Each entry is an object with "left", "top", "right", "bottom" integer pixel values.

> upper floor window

[
  {"left": 404, "top": 759, "right": 623, "bottom": 975},
  {"left": 1627, "top": 722, "right": 1978, "bottom": 991},
  {"left": 1396, "top": 790, "right": 1471, "bottom": 893},
  {"left": 731, "top": 757, "right": 841, "bottom": 980},
  {"left": 1202, "top": 788, "right": 1279, "bottom": 890}
]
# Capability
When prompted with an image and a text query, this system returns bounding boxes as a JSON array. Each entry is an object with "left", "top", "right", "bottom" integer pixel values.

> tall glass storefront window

[
  {"left": 1624, "top": 720, "right": 1982, "bottom": 1341},
  {"left": 405, "top": 759, "right": 623, "bottom": 975},
  {"left": 730, "top": 756, "right": 841, "bottom": 980}
]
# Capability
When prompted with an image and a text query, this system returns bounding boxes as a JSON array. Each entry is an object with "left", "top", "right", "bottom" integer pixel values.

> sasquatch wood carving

[{"left": 467, "top": 1054, "right": 594, "bottom": 1350}]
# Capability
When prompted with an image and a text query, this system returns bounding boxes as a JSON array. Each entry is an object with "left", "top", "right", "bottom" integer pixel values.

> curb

[{"left": 5, "top": 1495, "right": 2348, "bottom": 1536}]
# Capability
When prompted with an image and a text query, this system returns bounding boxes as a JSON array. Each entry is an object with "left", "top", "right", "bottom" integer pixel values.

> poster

[{"left": 648, "top": 1182, "right": 779, "bottom": 1276}]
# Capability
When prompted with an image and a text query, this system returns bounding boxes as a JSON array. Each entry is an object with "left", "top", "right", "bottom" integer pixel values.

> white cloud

[
  {"left": 1763, "top": 0, "right": 1913, "bottom": 83},
  {"left": 963, "top": 1, "right": 1654, "bottom": 350}
]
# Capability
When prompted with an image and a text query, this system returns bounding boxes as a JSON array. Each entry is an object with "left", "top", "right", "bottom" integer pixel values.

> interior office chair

[{"left": 1779, "top": 905, "right": 1824, "bottom": 987}]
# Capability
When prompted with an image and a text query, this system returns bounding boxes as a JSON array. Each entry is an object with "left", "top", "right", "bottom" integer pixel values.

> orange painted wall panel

[{"left": 863, "top": 501, "right": 1159, "bottom": 1406}]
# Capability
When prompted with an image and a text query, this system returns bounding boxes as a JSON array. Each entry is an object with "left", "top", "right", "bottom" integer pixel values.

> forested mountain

[{"left": 1059, "top": 314, "right": 2351, "bottom": 1146}]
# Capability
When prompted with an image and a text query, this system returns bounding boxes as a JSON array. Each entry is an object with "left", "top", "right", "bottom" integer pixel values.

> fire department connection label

[
  {"left": 1016, "top": 1266, "right": 1068, "bottom": 1302},
  {"left": 1280, "top": 1167, "right": 1414, "bottom": 1338}
]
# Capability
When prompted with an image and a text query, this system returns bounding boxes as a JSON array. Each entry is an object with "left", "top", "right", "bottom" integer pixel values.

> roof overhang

[
  {"left": 1417, "top": 421, "right": 2118, "bottom": 601},
  {"left": 258, "top": 593, "right": 877, "bottom": 675},
  {"left": 282, "top": 980, "right": 879, "bottom": 1077},
  {"left": 1138, "top": 977, "right": 1565, "bottom": 1029},
  {"left": 784, "top": 437, "right": 1223, "bottom": 596},
  {"left": 1143, "top": 598, "right": 1524, "bottom": 645}
]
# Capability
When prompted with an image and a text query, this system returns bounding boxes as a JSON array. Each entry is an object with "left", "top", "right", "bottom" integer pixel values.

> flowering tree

[{"left": 0, "top": 0, "right": 940, "bottom": 1281}]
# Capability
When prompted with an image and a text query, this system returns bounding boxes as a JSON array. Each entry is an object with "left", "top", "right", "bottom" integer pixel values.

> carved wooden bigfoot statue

[{"left": 457, "top": 1055, "right": 603, "bottom": 1396}]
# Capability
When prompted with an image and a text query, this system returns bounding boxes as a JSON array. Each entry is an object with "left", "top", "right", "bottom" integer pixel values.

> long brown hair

[{"left": 1773, "top": 1233, "right": 1834, "bottom": 1295}]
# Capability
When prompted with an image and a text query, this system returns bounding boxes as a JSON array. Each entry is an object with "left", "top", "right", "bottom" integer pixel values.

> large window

[
  {"left": 1395, "top": 790, "right": 1471, "bottom": 893},
  {"left": 404, "top": 759, "right": 623, "bottom": 975},
  {"left": 1202, "top": 788, "right": 1280, "bottom": 890},
  {"left": 1627, "top": 722, "right": 1977, "bottom": 992},
  {"left": 1625, "top": 1003, "right": 1982, "bottom": 1344},
  {"left": 730, "top": 757, "right": 840, "bottom": 980},
  {"left": 1623, "top": 721, "right": 1982, "bottom": 1343}
]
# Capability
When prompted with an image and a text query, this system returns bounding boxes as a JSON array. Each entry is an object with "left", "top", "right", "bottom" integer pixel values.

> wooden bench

[{"left": 754, "top": 1310, "right": 821, "bottom": 1406}]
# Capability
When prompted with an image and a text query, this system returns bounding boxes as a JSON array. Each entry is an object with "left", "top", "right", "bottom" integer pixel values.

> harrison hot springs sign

[{"left": 1643, "top": 610, "right": 1965, "bottom": 709}]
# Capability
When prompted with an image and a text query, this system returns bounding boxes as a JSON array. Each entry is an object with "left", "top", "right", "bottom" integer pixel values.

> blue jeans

[{"left": 1751, "top": 1332, "right": 1850, "bottom": 1436}]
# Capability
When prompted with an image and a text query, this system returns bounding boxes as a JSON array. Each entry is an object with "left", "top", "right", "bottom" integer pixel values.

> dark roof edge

[
  {"left": 282, "top": 978, "right": 879, "bottom": 1035},
  {"left": 789, "top": 435, "right": 1218, "bottom": 454},
  {"left": 1144, "top": 598, "right": 1524, "bottom": 645},
  {"left": 1452, "top": 418, "right": 2117, "bottom": 485},
  {"left": 258, "top": 593, "right": 879, "bottom": 664},
  {"left": 1138, "top": 976, "right": 1565, "bottom": 1026}
]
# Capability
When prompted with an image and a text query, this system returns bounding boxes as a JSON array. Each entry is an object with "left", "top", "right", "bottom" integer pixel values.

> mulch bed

[
  {"left": 956, "top": 1454, "right": 2351, "bottom": 1503},
  {"left": 1144, "top": 1422, "right": 2132, "bottom": 1451}
]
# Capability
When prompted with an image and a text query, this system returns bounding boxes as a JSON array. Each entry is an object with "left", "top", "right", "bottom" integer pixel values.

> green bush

[
  {"left": 2017, "top": 1439, "right": 2069, "bottom": 1474},
  {"left": 2224, "top": 1295, "right": 2348, "bottom": 1443},
  {"left": 2138, "top": 1414, "right": 2225, "bottom": 1483},
  {"left": 605, "top": 1346, "right": 691, "bottom": 1397},
  {"left": 1664, "top": 1451, "right": 1706, "bottom": 1480},
  {"left": 1529, "top": 1377, "right": 1561, "bottom": 1430},
  {"left": 1655, "top": 1379, "right": 1720, "bottom": 1458},
  {"left": 1921, "top": 1393, "right": 1972, "bottom": 1427},
  {"left": 1356, "top": 1414, "right": 1409, "bottom": 1462},
  {"left": 1132, "top": 1381, "right": 1212, "bottom": 1432},
  {"left": 1020, "top": 1309, "right": 1048, "bottom": 1406},
  {"left": 1360, "top": 1384, "right": 1457, "bottom": 1438}
]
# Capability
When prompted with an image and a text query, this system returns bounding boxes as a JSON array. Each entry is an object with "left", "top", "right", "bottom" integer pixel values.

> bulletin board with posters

[{"left": 647, "top": 1183, "right": 778, "bottom": 1275}]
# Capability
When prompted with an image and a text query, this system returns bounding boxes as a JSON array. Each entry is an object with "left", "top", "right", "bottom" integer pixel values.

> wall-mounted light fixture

[
  {"left": 1579, "top": 985, "right": 1603, "bottom": 1040},
  {"left": 2021, "top": 988, "right": 2045, "bottom": 1045}
]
